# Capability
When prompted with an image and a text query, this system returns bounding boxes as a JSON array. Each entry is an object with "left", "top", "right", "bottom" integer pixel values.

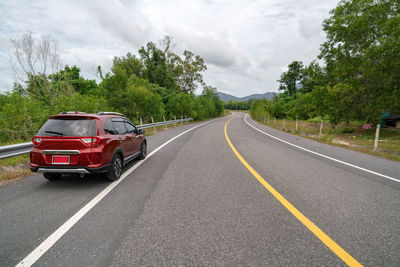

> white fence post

[
  {"left": 274, "top": 117, "right": 276, "bottom": 127},
  {"left": 319, "top": 120, "right": 324, "bottom": 140},
  {"left": 374, "top": 124, "right": 380, "bottom": 152},
  {"left": 140, "top": 118, "right": 143, "bottom": 126},
  {"left": 267, "top": 115, "right": 270, "bottom": 124},
  {"left": 283, "top": 118, "right": 286, "bottom": 130},
  {"left": 151, "top": 117, "right": 156, "bottom": 133},
  {"left": 174, "top": 115, "right": 177, "bottom": 127},
  {"left": 296, "top": 118, "right": 298, "bottom": 132}
]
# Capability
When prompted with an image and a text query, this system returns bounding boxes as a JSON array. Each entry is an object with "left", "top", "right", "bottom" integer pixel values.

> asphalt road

[{"left": 1, "top": 112, "right": 400, "bottom": 266}]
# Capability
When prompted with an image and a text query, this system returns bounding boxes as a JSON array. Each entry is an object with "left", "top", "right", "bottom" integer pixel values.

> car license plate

[{"left": 52, "top": 155, "right": 70, "bottom": 164}]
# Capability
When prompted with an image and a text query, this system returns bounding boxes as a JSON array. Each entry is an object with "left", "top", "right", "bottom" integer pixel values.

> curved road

[{"left": 1, "top": 113, "right": 400, "bottom": 266}]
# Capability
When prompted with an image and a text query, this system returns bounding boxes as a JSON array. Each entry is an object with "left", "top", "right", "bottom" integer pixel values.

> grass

[
  {"left": 0, "top": 139, "right": 31, "bottom": 146},
  {"left": 253, "top": 116, "right": 400, "bottom": 162},
  {"left": 0, "top": 154, "right": 31, "bottom": 186}
]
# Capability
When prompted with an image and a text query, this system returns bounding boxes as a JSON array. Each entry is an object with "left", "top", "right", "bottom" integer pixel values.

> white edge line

[
  {"left": 16, "top": 119, "right": 216, "bottom": 267},
  {"left": 243, "top": 114, "right": 400, "bottom": 183}
]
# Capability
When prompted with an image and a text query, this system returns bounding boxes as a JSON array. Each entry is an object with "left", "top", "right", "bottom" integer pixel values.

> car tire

[
  {"left": 107, "top": 153, "right": 123, "bottom": 181},
  {"left": 43, "top": 173, "right": 62, "bottom": 181},
  {"left": 138, "top": 141, "right": 147, "bottom": 160}
]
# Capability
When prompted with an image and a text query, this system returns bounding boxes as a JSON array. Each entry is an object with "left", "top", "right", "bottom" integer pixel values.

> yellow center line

[{"left": 224, "top": 117, "right": 362, "bottom": 267}]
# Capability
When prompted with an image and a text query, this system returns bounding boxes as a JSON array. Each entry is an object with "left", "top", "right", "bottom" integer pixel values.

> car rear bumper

[{"left": 30, "top": 164, "right": 112, "bottom": 174}]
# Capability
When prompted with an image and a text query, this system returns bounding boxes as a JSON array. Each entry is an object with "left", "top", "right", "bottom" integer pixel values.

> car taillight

[
  {"left": 32, "top": 136, "right": 43, "bottom": 146},
  {"left": 81, "top": 136, "right": 104, "bottom": 146},
  {"left": 92, "top": 136, "right": 104, "bottom": 145},
  {"left": 81, "top": 138, "right": 92, "bottom": 144}
]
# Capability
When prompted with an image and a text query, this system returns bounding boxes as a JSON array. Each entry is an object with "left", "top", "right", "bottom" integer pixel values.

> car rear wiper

[{"left": 44, "top": 130, "right": 64, "bottom": 136}]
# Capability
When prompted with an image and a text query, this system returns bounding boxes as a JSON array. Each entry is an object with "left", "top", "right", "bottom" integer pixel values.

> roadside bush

[{"left": 0, "top": 93, "right": 49, "bottom": 143}]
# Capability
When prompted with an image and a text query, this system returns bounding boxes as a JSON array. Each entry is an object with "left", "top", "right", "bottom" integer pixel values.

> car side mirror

[{"left": 137, "top": 128, "right": 145, "bottom": 135}]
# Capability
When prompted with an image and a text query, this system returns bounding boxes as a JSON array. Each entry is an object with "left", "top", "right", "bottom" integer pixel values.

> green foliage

[
  {"left": 126, "top": 77, "right": 165, "bottom": 122},
  {"left": 224, "top": 99, "right": 253, "bottom": 110},
  {"left": 139, "top": 42, "right": 178, "bottom": 90},
  {"left": 320, "top": 0, "right": 400, "bottom": 122},
  {"left": 250, "top": 99, "right": 270, "bottom": 121},
  {"left": 0, "top": 92, "right": 49, "bottom": 142},
  {"left": 166, "top": 93, "right": 197, "bottom": 118},
  {"left": 50, "top": 65, "right": 98, "bottom": 95},
  {"left": 300, "top": 61, "right": 326, "bottom": 94},
  {"left": 0, "top": 92, "right": 112, "bottom": 142},
  {"left": 112, "top": 52, "right": 143, "bottom": 78},
  {"left": 308, "top": 116, "right": 326, "bottom": 123},
  {"left": 278, "top": 61, "right": 303, "bottom": 97},
  {"left": 175, "top": 50, "right": 207, "bottom": 93},
  {"left": 50, "top": 93, "right": 112, "bottom": 114},
  {"left": 194, "top": 86, "right": 224, "bottom": 120}
]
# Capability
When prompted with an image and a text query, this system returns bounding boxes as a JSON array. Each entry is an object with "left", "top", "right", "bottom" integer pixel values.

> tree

[
  {"left": 166, "top": 93, "right": 196, "bottom": 118},
  {"left": 126, "top": 77, "right": 165, "bottom": 122},
  {"left": 139, "top": 42, "right": 177, "bottom": 90},
  {"left": 175, "top": 50, "right": 207, "bottom": 93},
  {"left": 140, "top": 37, "right": 207, "bottom": 93},
  {"left": 50, "top": 65, "right": 98, "bottom": 95},
  {"left": 278, "top": 61, "right": 304, "bottom": 97},
  {"left": 300, "top": 61, "right": 326, "bottom": 94},
  {"left": 111, "top": 52, "right": 143, "bottom": 78},
  {"left": 11, "top": 32, "right": 62, "bottom": 98},
  {"left": 319, "top": 0, "right": 400, "bottom": 122}
]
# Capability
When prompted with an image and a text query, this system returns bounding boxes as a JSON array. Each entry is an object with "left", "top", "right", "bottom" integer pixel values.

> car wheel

[
  {"left": 43, "top": 173, "right": 62, "bottom": 181},
  {"left": 107, "top": 154, "right": 123, "bottom": 181},
  {"left": 138, "top": 141, "right": 147, "bottom": 159}
]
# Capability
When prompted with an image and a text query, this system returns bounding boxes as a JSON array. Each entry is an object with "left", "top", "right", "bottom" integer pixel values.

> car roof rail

[
  {"left": 97, "top": 111, "right": 125, "bottom": 117},
  {"left": 59, "top": 111, "right": 85, "bottom": 115}
]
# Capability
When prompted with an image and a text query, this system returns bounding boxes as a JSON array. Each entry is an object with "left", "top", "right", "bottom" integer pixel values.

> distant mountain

[{"left": 218, "top": 92, "right": 276, "bottom": 102}]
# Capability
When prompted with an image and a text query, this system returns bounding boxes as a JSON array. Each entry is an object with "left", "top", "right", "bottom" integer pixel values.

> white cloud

[{"left": 0, "top": 0, "right": 339, "bottom": 96}]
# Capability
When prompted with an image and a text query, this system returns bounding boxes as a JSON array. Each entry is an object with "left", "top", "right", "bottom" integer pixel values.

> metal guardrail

[{"left": 0, "top": 118, "right": 193, "bottom": 159}]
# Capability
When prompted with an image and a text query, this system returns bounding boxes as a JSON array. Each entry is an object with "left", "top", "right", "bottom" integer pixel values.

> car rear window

[{"left": 37, "top": 119, "right": 96, "bottom": 136}]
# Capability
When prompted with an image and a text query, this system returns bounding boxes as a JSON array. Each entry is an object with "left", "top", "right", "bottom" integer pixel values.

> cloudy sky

[{"left": 0, "top": 0, "right": 338, "bottom": 96}]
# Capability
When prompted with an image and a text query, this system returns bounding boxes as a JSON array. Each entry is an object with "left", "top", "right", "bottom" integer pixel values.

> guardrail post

[
  {"left": 151, "top": 117, "right": 156, "bottom": 133},
  {"left": 274, "top": 117, "right": 276, "bottom": 127},
  {"left": 296, "top": 118, "right": 298, "bottom": 132},
  {"left": 164, "top": 116, "right": 167, "bottom": 129},
  {"left": 283, "top": 118, "right": 286, "bottom": 130},
  {"left": 319, "top": 120, "right": 324, "bottom": 140},
  {"left": 140, "top": 118, "right": 143, "bottom": 126},
  {"left": 374, "top": 124, "right": 380, "bottom": 152},
  {"left": 181, "top": 115, "right": 183, "bottom": 127},
  {"left": 174, "top": 116, "right": 177, "bottom": 127}
]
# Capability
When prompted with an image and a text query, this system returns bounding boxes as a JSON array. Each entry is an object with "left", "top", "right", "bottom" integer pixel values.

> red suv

[{"left": 30, "top": 111, "right": 147, "bottom": 181}]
